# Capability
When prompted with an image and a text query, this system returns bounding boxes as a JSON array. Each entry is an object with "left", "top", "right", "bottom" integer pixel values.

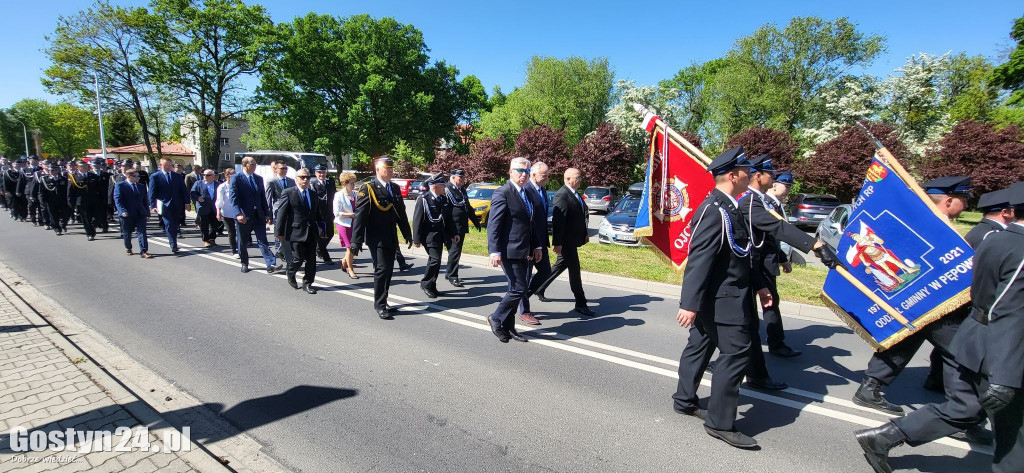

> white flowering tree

[{"left": 801, "top": 75, "right": 884, "bottom": 147}]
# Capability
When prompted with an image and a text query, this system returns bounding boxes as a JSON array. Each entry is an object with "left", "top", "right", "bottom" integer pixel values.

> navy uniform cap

[
  {"left": 922, "top": 176, "right": 972, "bottom": 197},
  {"left": 774, "top": 171, "right": 795, "bottom": 185},
  {"left": 750, "top": 153, "right": 775, "bottom": 173},
  {"left": 450, "top": 169, "right": 466, "bottom": 177},
  {"left": 1008, "top": 181, "right": 1024, "bottom": 206},
  {"left": 314, "top": 164, "right": 328, "bottom": 171},
  {"left": 123, "top": 159, "right": 134, "bottom": 166},
  {"left": 426, "top": 173, "right": 447, "bottom": 186},
  {"left": 977, "top": 188, "right": 1011, "bottom": 213},
  {"left": 707, "top": 146, "right": 752, "bottom": 176},
  {"left": 374, "top": 156, "right": 393, "bottom": 167}
]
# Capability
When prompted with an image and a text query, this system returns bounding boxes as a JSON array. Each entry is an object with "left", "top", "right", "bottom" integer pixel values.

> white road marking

[{"left": 148, "top": 238, "right": 991, "bottom": 455}]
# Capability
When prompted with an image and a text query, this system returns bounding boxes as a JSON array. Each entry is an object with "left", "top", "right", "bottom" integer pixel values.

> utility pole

[
  {"left": 13, "top": 118, "right": 29, "bottom": 157},
  {"left": 94, "top": 71, "right": 108, "bottom": 159}
]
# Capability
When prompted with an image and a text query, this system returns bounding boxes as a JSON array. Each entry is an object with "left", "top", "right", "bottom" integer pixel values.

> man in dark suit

[
  {"left": 518, "top": 161, "right": 551, "bottom": 325},
  {"left": 274, "top": 167, "right": 324, "bottom": 294},
  {"left": 113, "top": 168, "right": 152, "bottom": 258},
  {"left": 965, "top": 187, "right": 1014, "bottom": 249},
  {"left": 443, "top": 169, "right": 482, "bottom": 287},
  {"left": 856, "top": 181, "right": 1024, "bottom": 473},
  {"left": 190, "top": 169, "right": 220, "bottom": 247},
  {"left": 265, "top": 160, "right": 293, "bottom": 258},
  {"left": 413, "top": 174, "right": 457, "bottom": 298},
  {"left": 230, "top": 156, "right": 282, "bottom": 274},
  {"left": 535, "top": 167, "right": 594, "bottom": 317},
  {"left": 310, "top": 164, "right": 337, "bottom": 264},
  {"left": 350, "top": 157, "right": 412, "bottom": 319},
  {"left": 148, "top": 157, "right": 189, "bottom": 253},
  {"left": 671, "top": 146, "right": 776, "bottom": 449},
  {"left": 68, "top": 160, "right": 105, "bottom": 240},
  {"left": 184, "top": 165, "right": 202, "bottom": 225},
  {"left": 486, "top": 157, "right": 544, "bottom": 343}
]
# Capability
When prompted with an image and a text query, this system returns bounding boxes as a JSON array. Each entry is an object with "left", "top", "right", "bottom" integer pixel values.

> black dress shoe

[
  {"left": 422, "top": 286, "right": 438, "bottom": 298},
  {"left": 507, "top": 327, "right": 527, "bottom": 342},
  {"left": 573, "top": 306, "right": 596, "bottom": 317},
  {"left": 704, "top": 426, "right": 758, "bottom": 449},
  {"left": 398, "top": 263, "right": 413, "bottom": 271},
  {"left": 448, "top": 277, "right": 464, "bottom": 288},
  {"left": 267, "top": 264, "right": 282, "bottom": 274},
  {"left": 855, "top": 422, "right": 906, "bottom": 473},
  {"left": 376, "top": 307, "right": 393, "bottom": 320},
  {"left": 241, "top": 265, "right": 249, "bottom": 273},
  {"left": 126, "top": 249, "right": 134, "bottom": 256},
  {"left": 769, "top": 345, "right": 803, "bottom": 358},
  {"left": 288, "top": 278, "right": 299, "bottom": 289},
  {"left": 87, "top": 236, "right": 95, "bottom": 241},
  {"left": 673, "top": 407, "right": 707, "bottom": 420},
  {"left": 488, "top": 318, "right": 510, "bottom": 343},
  {"left": 302, "top": 284, "right": 318, "bottom": 294},
  {"left": 745, "top": 377, "right": 788, "bottom": 391},
  {"left": 853, "top": 377, "right": 905, "bottom": 416},
  {"left": 536, "top": 292, "right": 551, "bottom": 302}
]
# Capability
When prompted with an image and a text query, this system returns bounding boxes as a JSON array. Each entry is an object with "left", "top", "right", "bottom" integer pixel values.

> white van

[{"left": 232, "top": 151, "right": 333, "bottom": 183}]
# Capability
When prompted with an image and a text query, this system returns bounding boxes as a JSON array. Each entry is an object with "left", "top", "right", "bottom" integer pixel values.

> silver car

[
  {"left": 816, "top": 204, "right": 853, "bottom": 251},
  {"left": 583, "top": 186, "right": 618, "bottom": 213}
]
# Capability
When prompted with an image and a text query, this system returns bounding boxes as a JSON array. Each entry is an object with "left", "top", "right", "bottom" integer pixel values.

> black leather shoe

[
  {"left": 422, "top": 286, "right": 438, "bottom": 298},
  {"left": 240, "top": 265, "right": 249, "bottom": 273},
  {"left": 267, "top": 264, "right": 282, "bottom": 274},
  {"left": 536, "top": 292, "right": 551, "bottom": 302},
  {"left": 855, "top": 422, "right": 906, "bottom": 473},
  {"left": 87, "top": 236, "right": 95, "bottom": 241},
  {"left": 673, "top": 407, "right": 707, "bottom": 420},
  {"left": 853, "top": 377, "right": 905, "bottom": 416},
  {"left": 745, "top": 377, "right": 788, "bottom": 391},
  {"left": 302, "top": 284, "right": 317, "bottom": 294},
  {"left": 507, "top": 327, "right": 527, "bottom": 342},
  {"left": 704, "top": 426, "right": 758, "bottom": 449},
  {"left": 769, "top": 345, "right": 803, "bottom": 358},
  {"left": 376, "top": 307, "right": 393, "bottom": 320},
  {"left": 288, "top": 277, "right": 299, "bottom": 289},
  {"left": 488, "top": 318, "right": 510, "bottom": 343},
  {"left": 448, "top": 277, "right": 464, "bottom": 288},
  {"left": 398, "top": 263, "right": 413, "bottom": 271},
  {"left": 573, "top": 306, "right": 596, "bottom": 317}
]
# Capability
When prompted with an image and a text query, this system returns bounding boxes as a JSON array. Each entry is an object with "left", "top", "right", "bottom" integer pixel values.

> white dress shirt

[{"left": 333, "top": 189, "right": 355, "bottom": 227}]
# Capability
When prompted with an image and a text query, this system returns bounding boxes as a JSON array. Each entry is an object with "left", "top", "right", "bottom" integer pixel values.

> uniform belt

[{"left": 971, "top": 307, "right": 988, "bottom": 325}]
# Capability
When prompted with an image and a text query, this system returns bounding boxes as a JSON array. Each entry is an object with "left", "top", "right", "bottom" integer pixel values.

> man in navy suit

[
  {"left": 230, "top": 156, "right": 282, "bottom": 274},
  {"left": 486, "top": 157, "right": 544, "bottom": 343},
  {"left": 148, "top": 157, "right": 189, "bottom": 253},
  {"left": 191, "top": 169, "right": 220, "bottom": 247},
  {"left": 113, "top": 167, "right": 152, "bottom": 258}
]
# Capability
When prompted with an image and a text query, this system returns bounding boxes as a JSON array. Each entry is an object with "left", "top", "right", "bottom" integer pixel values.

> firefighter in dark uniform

[
  {"left": 737, "top": 154, "right": 825, "bottom": 391},
  {"left": 442, "top": 169, "right": 481, "bottom": 287},
  {"left": 38, "top": 161, "right": 69, "bottom": 235},
  {"left": 856, "top": 181, "right": 1024, "bottom": 473},
  {"left": 310, "top": 164, "right": 337, "bottom": 264},
  {"left": 19, "top": 157, "right": 43, "bottom": 226},
  {"left": 964, "top": 187, "right": 1014, "bottom": 249},
  {"left": 68, "top": 160, "right": 100, "bottom": 240},
  {"left": 350, "top": 157, "right": 412, "bottom": 320},
  {"left": 3, "top": 158, "right": 28, "bottom": 221},
  {"left": 413, "top": 173, "right": 458, "bottom": 298},
  {"left": 88, "top": 157, "right": 113, "bottom": 233},
  {"left": 672, "top": 146, "right": 839, "bottom": 449},
  {"left": 0, "top": 157, "right": 9, "bottom": 210}
]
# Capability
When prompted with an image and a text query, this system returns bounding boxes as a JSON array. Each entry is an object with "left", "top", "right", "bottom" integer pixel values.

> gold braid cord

[
  {"left": 364, "top": 183, "right": 393, "bottom": 212},
  {"left": 68, "top": 173, "right": 86, "bottom": 189}
]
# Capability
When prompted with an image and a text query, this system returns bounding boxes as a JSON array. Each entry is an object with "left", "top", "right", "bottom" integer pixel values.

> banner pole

[
  {"left": 632, "top": 103, "right": 711, "bottom": 166},
  {"left": 835, "top": 265, "right": 917, "bottom": 331}
]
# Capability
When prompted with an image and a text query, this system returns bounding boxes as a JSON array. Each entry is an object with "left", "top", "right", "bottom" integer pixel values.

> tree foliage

[
  {"left": 477, "top": 56, "right": 614, "bottom": 148},
  {"left": 571, "top": 122, "right": 632, "bottom": 188},
  {"left": 105, "top": 109, "right": 140, "bottom": 146},
  {"left": 513, "top": 125, "right": 570, "bottom": 174},
  {"left": 797, "top": 122, "right": 908, "bottom": 202},
  {"left": 991, "top": 16, "right": 1024, "bottom": 106},
  {"left": 463, "top": 137, "right": 511, "bottom": 183},
  {"left": 258, "top": 13, "right": 477, "bottom": 160},
  {"left": 9, "top": 100, "right": 100, "bottom": 159},
  {"left": 919, "top": 120, "right": 1024, "bottom": 196},
  {"left": 238, "top": 111, "right": 304, "bottom": 152},
  {"left": 725, "top": 126, "right": 799, "bottom": 170}
]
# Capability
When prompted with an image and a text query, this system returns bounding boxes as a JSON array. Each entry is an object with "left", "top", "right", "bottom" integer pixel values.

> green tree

[
  {"left": 991, "top": 16, "right": 1024, "bottom": 105},
  {"left": 477, "top": 56, "right": 614, "bottom": 148},
  {"left": 141, "top": 0, "right": 274, "bottom": 168},
  {"left": 0, "top": 110, "right": 31, "bottom": 157},
  {"left": 942, "top": 53, "right": 999, "bottom": 123},
  {"left": 660, "top": 59, "right": 729, "bottom": 143},
  {"left": 10, "top": 100, "right": 99, "bottom": 159},
  {"left": 258, "top": 13, "right": 472, "bottom": 160},
  {"left": 42, "top": 1, "right": 159, "bottom": 166},
  {"left": 238, "top": 111, "right": 304, "bottom": 152},
  {"left": 105, "top": 109, "right": 140, "bottom": 146},
  {"left": 709, "top": 17, "right": 884, "bottom": 139}
]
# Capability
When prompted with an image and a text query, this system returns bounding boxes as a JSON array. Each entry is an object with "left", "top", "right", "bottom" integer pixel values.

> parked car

[
  {"left": 789, "top": 193, "right": 842, "bottom": 230},
  {"left": 816, "top": 204, "right": 853, "bottom": 251},
  {"left": 467, "top": 182, "right": 496, "bottom": 191},
  {"left": 598, "top": 183, "right": 644, "bottom": 246},
  {"left": 467, "top": 184, "right": 500, "bottom": 225},
  {"left": 583, "top": 186, "right": 618, "bottom": 214},
  {"left": 407, "top": 180, "right": 427, "bottom": 200}
]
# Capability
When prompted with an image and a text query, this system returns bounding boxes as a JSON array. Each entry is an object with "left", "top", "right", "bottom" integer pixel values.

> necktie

[
  {"left": 283, "top": 177, "right": 290, "bottom": 189},
  {"left": 249, "top": 174, "right": 256, "bottom": 190},
  {"left": 131, "top": 183, "right": 137, "bottom": 194},
  {"left": 574, "top": 190, "right": 583, "bottom": 208},
  {"left": 303, "top": 189, "right": 310, "bottom": 208},
  {"left": 519, "top": 188, "right": 533, "bottom": 217},
  {"left": 536, "top": 185, "right": 547, "bottom": 210}
]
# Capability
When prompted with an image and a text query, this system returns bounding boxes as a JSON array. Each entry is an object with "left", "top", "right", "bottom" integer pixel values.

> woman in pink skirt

[{"left": 333, "top": 172, "right": 358, "bottom": 278}]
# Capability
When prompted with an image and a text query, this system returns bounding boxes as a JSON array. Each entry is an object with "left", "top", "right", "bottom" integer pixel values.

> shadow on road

[{"left": 0, "top": 324, "right": 48, "bottom": 333}]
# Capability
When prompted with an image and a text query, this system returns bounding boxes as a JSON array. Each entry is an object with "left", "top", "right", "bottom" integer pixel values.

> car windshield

[
  {"left": 585, "top": 187, "right": 609, "bottom": 198},
  {"left": 467, "top": 188, "right": 494, "bottom": 200},
  {"left": 614, "top": 196, "right": 642, "bottom": 215},
  {"left": 299, "top": 154, "right": 328, "bottom": 169},
  {"left": 803, "top": 197, "right": 840, "bottom": 206}
]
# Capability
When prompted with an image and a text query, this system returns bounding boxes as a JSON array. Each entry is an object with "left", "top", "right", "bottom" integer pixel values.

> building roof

[{"left": 108, "top": 141, "right": 195, "bottom": 157}]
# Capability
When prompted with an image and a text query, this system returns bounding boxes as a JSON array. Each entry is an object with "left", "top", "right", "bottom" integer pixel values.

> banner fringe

[
  {"left": 640, "top": 237, "right": 687, "bottom": 274},
  {"left": 820, "top": 292, "right": 884, "bottom": 351}
]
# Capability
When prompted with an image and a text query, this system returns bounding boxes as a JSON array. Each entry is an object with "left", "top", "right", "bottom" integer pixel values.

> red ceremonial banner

[{"left": 632, "top": 111, "right": 715, "bottom": 272}]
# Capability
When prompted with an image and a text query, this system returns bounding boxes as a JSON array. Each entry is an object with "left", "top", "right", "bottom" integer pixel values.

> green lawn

[{"left": 460, "top": 229, "right": 829, "bottom": 306}]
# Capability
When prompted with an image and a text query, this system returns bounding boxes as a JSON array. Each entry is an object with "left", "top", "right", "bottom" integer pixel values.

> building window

[
  {"left": 220, "top": 122, "right": 231, "bottom": 130},
  {"left": 220, "top": 138, "right": 229, "bottom": 147},
  {"left": 222, "top": 152, "right": 231, "bottom": 161}
]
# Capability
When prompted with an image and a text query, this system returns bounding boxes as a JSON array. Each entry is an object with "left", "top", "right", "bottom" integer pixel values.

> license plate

[{"left": 614, "top": 232, "right": 636, "bottom": 242}]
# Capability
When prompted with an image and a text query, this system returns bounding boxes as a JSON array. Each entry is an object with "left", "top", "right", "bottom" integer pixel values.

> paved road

[{"left": 0, "top": 218, "right": 989, "bottom": 472}]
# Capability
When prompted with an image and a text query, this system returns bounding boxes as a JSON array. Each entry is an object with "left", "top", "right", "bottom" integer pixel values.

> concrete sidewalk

[{"left": 0, "top": 272, "right": 253, "bottom": 472}]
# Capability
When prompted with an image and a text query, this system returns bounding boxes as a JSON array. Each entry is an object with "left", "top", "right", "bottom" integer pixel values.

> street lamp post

[
  {"left": 12, "top": 118, "right": 29, "bottom": 157},
  {"left": 94, "top": 71, "right": 108, "bottom": 160}
]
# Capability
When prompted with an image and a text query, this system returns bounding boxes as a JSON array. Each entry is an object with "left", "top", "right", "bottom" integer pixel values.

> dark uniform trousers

[
  {"left": 444, "top": 236, "right": 466, "bottom": 280},
  {"left": 422, "top": 245, "right": 443, "bottom": 290},
  {"left": 43, "top": 200, "right": 66, "bottom": 234},
  {"left": 762, "top": 270, "right": 785, "bottom": 350},
  {"left": 520, "top": 249, "right": 551, "bottom": 314},
  {"left": 77, "top": 203, "right": 97, "bottom": 237},
  {"left": 674, "top": 317, "right": 753, "bottom": 431},
  {"left": 369, "top": 242, "right": 397, "bottom": 309},
  {"left": 287, "top": 237, "right": 318, "bottom": 285},
  {"left": 538, "top": 247, "right": 586, "bottom": 309},
  {"left": 864, "top": 310, "right": 966, "bottom": 386},
  {"left": 495, "top": 257, "right": 530, "bottom": 331}
]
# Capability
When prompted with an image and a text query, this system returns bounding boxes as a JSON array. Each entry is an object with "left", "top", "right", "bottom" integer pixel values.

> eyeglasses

[
  {"left": 512, "top": 168, "right": 530, "bottom": 175},
  {"left": 296, "top": 175, "right": 310, "bottom": 180},
  {"left": 128, "top": 173, "right": 140, "bottom": 178},
  {"left": 203, "top": 173, "right": 215, "bottom": 177}
]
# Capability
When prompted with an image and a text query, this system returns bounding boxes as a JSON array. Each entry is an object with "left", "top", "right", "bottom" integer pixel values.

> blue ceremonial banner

[{"left": 821, "top": 156, "right": 973, "bottom": 351}]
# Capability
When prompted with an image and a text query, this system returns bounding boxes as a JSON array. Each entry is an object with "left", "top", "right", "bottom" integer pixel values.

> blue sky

[{"left": 1, "top": 0, "right": 1020, "bottom": 108}]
